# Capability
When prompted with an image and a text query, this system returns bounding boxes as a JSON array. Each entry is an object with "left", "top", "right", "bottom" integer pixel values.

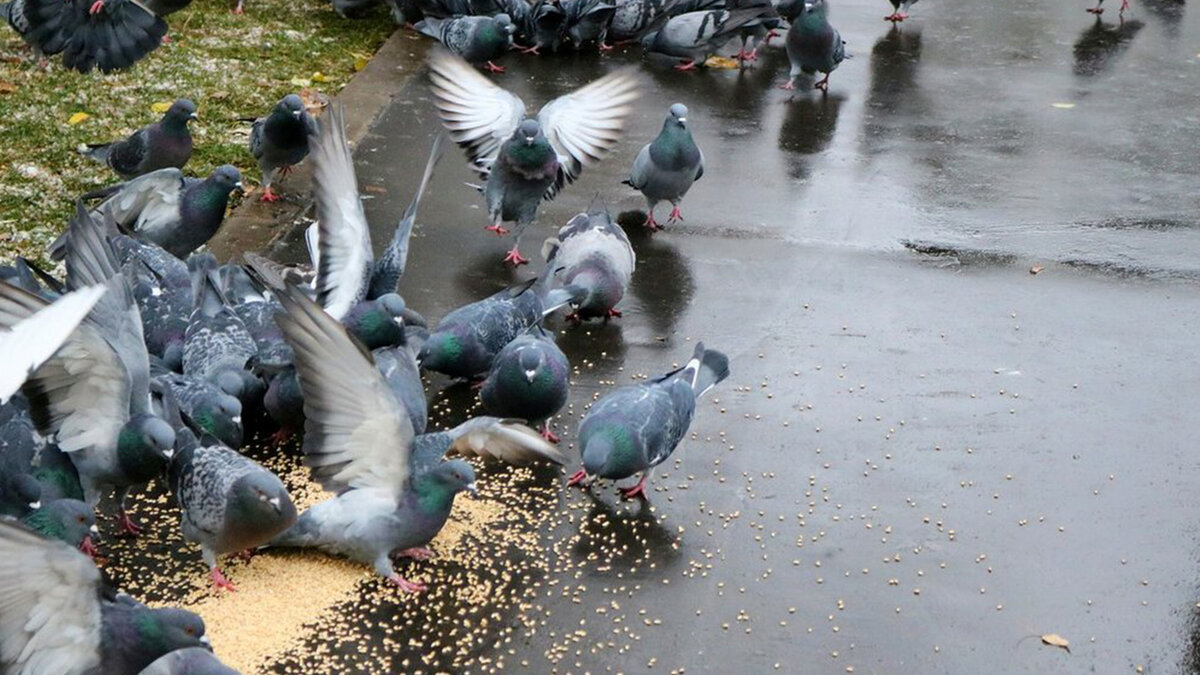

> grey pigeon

[
  {"left": 568, "top": 342, "right": 729, "bottom": 498},
  {"left": 727, "top": 0, "right": 780, "bottom": 61},
  {"left": 1086, "top": 0, "right": 1127, "bottom": 16},
  {"left": 112, "top": 234, "right": 193, "bottom": 369},
  {"left": 248, "top": 94, "right": 318, "bottom": 203},
  {"left": 153, "top": 371, "right": 243, "bottom": 449},
  {"left": 84, "top": 99, "right": 196, "bottom": 180},
  {"left": 418, "top": 261, "right": 577, "bottom": 379},
  {"left": 541, "top": 207, "right": 635, "bottom": 320},
  {"left": 885, "top": 0, "right": 917, "bottom": 21},
  {"left": 1, "top": 0, "right": 167, "bottom": 74},
  {"left": 0, "top": 520, "right": 211, "bottom": 675},
  {"left": 182, "top": 271, "right": 261, "bottom": 408},
  {"left": 640, "top": 7, "right": 772, "bottom": 69},
  {"left": 0, "top": 282, "right": 106, "bottom": 404},
  {"left": 50, "top": 165, "right": 243, "bottom": 261},
  {"left": 782, "top": 0, "right": 845, "bottom": 92},
  {"left": 167, "top": 416, "right": 296, "bottom": 592},
  {"left": 1, "top": 206, "right": 176, "bottom": 533},
  {"left": 478, "top": 326, "right": 570, "bottom": 442},
  {"left": 0, "top": 451, "right": 42, "bottom": 517},
  {"left": 138, "top": 648, "right": 239, "bottom": 675},
  {"left": 0, "top": 406, "right": 85, "bottom": 505},
  {"left": 607, "top": 0, "right": 674, "bottom": 42},
  {"left": 428, "top": 47, "right": 639, "bottom": 265},
  {"left": 21, "top": 497, "right": 98, "bottom": 551},
  {"left": 415, "top": 14, "right": 515, "bottom": 72},
  {"left": 623, "top": 103, "right": 704, "bottom": 230},
  {"left": 498, "top": 0, "right": 566, "bottom": 54},
  {"left": 562, "top": 0, "right": 616, "bottom": 50},
  {"left": 374, "top": 344, "right": 427, "bottom": 435},
  {"left": 306, "top": 105, "right": 444, "bottom": 320}
]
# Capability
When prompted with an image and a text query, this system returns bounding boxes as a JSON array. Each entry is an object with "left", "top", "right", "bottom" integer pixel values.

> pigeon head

[
  {"left": 230, "top": 470, "right": 296, "bottom": 526},
  {"left": 581, "top": 426, "right": 634, "bottom": 479},
  {"left": 494, "top": 13, "right": 515, "bottom": 33},
  {"left": 214, "top": 370, "right": 246, "bottom": 400},
  {"left": 209, "top": 165, "right": 244, "bottom": 193},
  {"left": 516, "top": 119, "right": 543, "bottom": 145},
  {"left": 167, "top": 99, "right": 199, "bottom": 123},
  {"left": 161, "top": 341, "right": 185, "bottom": 373},
  {"left": 117, "top": 415, "right": 176, "bottom": 481},
  {"left": 279, "top": 94, "right": 306, "bottom": 119},
  {"left": 346, "top": 295, "right": 407, "bottom": 350},
  {"left": 668, "top": 103, "right": 688, "bottom": 128},
  {"left": 518, "top": 345, "right": 546, "bottom": 383},
  {"left": 8, "top": 473, "right": 43, "bottom": 510},
  {"left": 24, "top": 498, "right": 96, "bottom": 548},
  {"left": 416, "top": 331, "right": 463, "bottom": 373},
  {"left": 801, "top": 0, "right": 825, "bottom": 15},
  {"left": 425, "top": 460, "right": 478, "bottom": 498},
  {"left": 192, "top": 393, "right": 243, "bottom": 448},
  {"left": 144, "top": 607, "right": 212, "bottom": 654}
]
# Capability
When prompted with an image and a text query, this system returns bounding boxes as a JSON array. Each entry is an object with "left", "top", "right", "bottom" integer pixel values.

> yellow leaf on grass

[
  {"left": 1051, "top": 102, "right": 1075, "bottom": 109},
  {"left": 312, "top": 72, "right": 329, "bottom": 83},
  {"left": 1041, "top": 633, "right": 1070, "bottom": 653},
  {"left": 150, "top": 101, "right": 173, "bottom": 113},
  {"left": 353, "top": 57, "right": 369, "bottom": 72},
  {"left": 67, "top": 112, "right": 90, "bottom": 125},
  {"left": 289, "top": 77, "right": 312, "bottom": 88}
]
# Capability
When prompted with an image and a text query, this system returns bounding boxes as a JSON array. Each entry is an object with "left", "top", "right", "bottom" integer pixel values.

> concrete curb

[{"left": 207, "top": 30, "right": 431, "bottom": 261}]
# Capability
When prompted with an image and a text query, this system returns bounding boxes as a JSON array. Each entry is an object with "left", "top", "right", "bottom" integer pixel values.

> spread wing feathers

[
  {"left": 273, "top": 284, "right": 414, "bottom": 498},
  {"left": 446, "top": 416, "right": 567, "bottom": 465},
  {"left": 89, "top": 168, "right": 185, "bottom": 236},
  {"left": 538, "top": 66, "right": 640, "bottom": 199},
  {"left": 311, "top": 104, "right": 373, "bottom": 321},
  {"left": 427, "top": 46, "right": 526, "bottom": 174},
  {"left": 0, "top": 283, "right": 107, "bottom": 405},
  {"left": 0, "top": 521, "right": 102, "bottom": 675}
]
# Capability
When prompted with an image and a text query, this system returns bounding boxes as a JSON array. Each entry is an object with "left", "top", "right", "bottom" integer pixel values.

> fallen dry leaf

[
  {"left": 67, "top": 112, "right": 90, "bottom": 125},
  {"left": 1041, "top": 633, "right": 1070, "bottom": 653},
  {"left": 353, "top": 55, "right": 369, "bottom": 72},
  {"left": 312, "top": 71, "right": 330, "bottom": 83},
  {"left": 298, "top": 88, "right": 328, "bottom": 115},
  {"left": 0, "top": 81, "right": 17, "bottom": 95},
  {"left": 703, "top": 55, "right": 740, "bottom": 70},
  {"left": 289, "top": 76, "right": 312, "bottom": 88},
  {"left": 150, "top": 101, "right": 173, "bottom": 114},
  {"left": 1029, "top": 265, "right": 1044, "bottom": 275}
]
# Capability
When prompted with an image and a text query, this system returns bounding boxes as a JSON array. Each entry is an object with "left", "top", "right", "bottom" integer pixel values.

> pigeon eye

[
  {"left": 77, "top": 516, "right": 86, "bottom": 523},
  {"left": 185, "top": 626, "right": 195, "bottom": 635}
]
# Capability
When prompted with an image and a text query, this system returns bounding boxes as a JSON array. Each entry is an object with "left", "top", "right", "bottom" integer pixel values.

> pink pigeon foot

[
  {"left": 764, "top": 29, "right": 779, "bottom": 45},
  {"left": 1119, "top": 0, "right": 1128, "bottom": 10},
  {"left": 211, "top": 566, "right": 237, "bottom": 592},
  {"left": 518, "top": 45, "right": 541, "bottom": 55},
  {"left": 485, "top": 223, "right": 509, "bottom": 235},
  {"left": 117, "top": 510, "right": 142, "bottom": 536},
  {"left": 674, "top": 59, "right": 697, "bottom": 71},
  {"left": 79, "top": 536, "right": 97, "bottom": 558},
  {"left": 259, "top": 186, "right": 282, "bottom": 202},
  {"left": 566, "top": 469, "right": 590, "bottom": 487},
  {"left": 270, "top": 428, "right": 293, "bottom": 445},
  {"left": 779, "top": 79, "right": 797, "bottom": 90},
  {"left": 667, "top": 205, "right": 684, "bottom": 223},
  {"left": 1086, "top": 3, "right": 1103, "bottom": 13},
  {"left": 88, "top": 0, "right": 103, "bottom": 13},
  {"left": 232, "top": 1, "right": 244, "bottom": 13},
  {"left": 644, "top": 212, "right": 662, "bottom": 230},
  {"left": 598, "top": 41, "right": 614, "bottom": 52},
  {"left": 503, "top": 245, "right": 529, "bottom": 266},
  {"left": 540, "top": 422, "right": 560, "bottom": 444},
  {"left": 484, "top": 61, "right": 506, "bottom": 73},
  {"left": 619, "top": 475, "right": 649, "bottom": 500},
  {"left": 389, "top": 574, "right": 427, "bottom": 593},
  {"left": 279, "top": 165, "right": 293, "bottom": 177},
  {"left": 605, "top": 307, "right": 622, "bottom": 319},
  {"left": 398, "top": 547, "right": 434, "bottom": 560}
]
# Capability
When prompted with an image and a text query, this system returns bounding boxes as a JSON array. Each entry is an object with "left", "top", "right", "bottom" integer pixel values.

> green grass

[{"left": 0, "top": 0, "right": 394, "bottom": 264}]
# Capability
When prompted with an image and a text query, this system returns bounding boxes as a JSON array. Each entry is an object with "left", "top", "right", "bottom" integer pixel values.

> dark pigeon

[
  {"left": 782, "top": 0, "right": 846, "bottom": 92},
  {"left": 478, "top": 325, "right": 570, "bottom": 442},
  {"left": 2, "top": 0, "right": 167, "bottom": 74},
  {"left": 84, "top": 99, "right": 196, "bottom": 180},
  {"left": 415, "top": 14, "right": 515, "bottom": 72},
  {"left": 561, "top": 0, "right": 616, "bottom": 50},
  {"left": 249, "top": 94, "right": 318, "bottom": 203}
]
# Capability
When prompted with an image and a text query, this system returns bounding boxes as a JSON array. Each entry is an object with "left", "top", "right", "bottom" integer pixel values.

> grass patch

[{"left": 0, "top": 0, "right": 394, "bottom": 264}]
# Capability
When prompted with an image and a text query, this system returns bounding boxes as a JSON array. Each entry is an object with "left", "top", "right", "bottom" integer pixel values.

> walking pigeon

[
  {"left": 782, "top": 0, "right": 845, "bottom": 92},
  {"left": 415, "top": 14, "right": 515, "bottom": 72},
  {"left": 640, "top": 8, "right": 772, "bottom": 70},
  {"left": 885, "top": 0, "right": 916, "bottom": 21},
  {"left": 623, "top": 103, "right": 704, "bottom": 229},
  {"left": 249, "top": 94, "right": 318, "bottom": 203},
  {"left": 427, "top": 46, "right": 639, "bottom": 265},
  {"left": 568, "top": 342, "right": 729, "bottom": 498},
  {"left": 541, "top": 207, "right": 634, "bottom": 320},
  {"left": 84, "top": 99, "right": 196, "bottom": 180},
  {"left": 561, "top": 0, "right": 616, "bottom": 50}
]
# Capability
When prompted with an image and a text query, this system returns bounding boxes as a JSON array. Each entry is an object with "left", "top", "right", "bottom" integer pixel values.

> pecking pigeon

[
  {"left": 84, "top": 99, "right": 197, "bottom": 180},
  {"left": 21, "top": 497, "right": 97, "bottom": 551},
  {"left": 640, "top": 7, "right": 773, "bottom": 70},
  {"left": 561, "top": 0, "right": 616, "bottom": 50},
  {"left": 541, "top": 207, "right": 635, "bottom": 320},
  {"left": 182, "top": 270, "right": 261, "bottom": 408},
  {"left": 427, "top": 46, "right": 639, "bottom": 265},
  {"left": 249, "top": 94, "right": 319, "bottom": 203},
  {"left": 623, "top": 102, "right": 704, "bottom": 229},
  {"left": 568, "top": 342, "right": 729, "bottom": 498},
  {"left": 885, "top": 0, "right": 917, "bottom": 21},
  {"left": 478, "top": 325, "right": 570, "bottom": 442},
  {"left": 415, "top": 14, "right": 516, "bottom": 72},
  {"left": 783, "top": 0, "right": 846, "bottom": 92}
]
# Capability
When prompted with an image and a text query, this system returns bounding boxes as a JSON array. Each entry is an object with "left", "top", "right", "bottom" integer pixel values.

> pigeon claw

[
  {"left": 503, "top": 246, "right": 530, "bottom": 266},
  {"left": 540, "top": 422, "right": 560, "bottom": 444},
  {"left": 79, "top": 536, "right": 97, "bottom": 559},
  {"left": 117, "top": 510, "right": 142, "bottom": 536},
  {"left": 598, "top": 41, "right": 614, "bottom": 52},
  {"left": 483, "top": 61, "right": 506, "bottom": 73},
  {"left": 566, "top": 469, "right": 590, "bottom": 487},
  {"left": 673, "top": 59, "right": 697, "bottom": 71},
  {"left": 87, "top": 0, "right": 103, "bottom": 13},
  {"left": 389, "top": 574, "right": 427, "bottom": 593},
  {"left": 644, "top": 212, "right": 662, "bottom": 230},
  {"left": 605, "top": 307, "right": 623, "bottom": 319},
  {"left": 398, "top": 547, "right": 434, "bottom": 560},
  {"left": 667, "top": 205, "right": 684, "bottom": 223},
  {"left": 885, "top": 11, "right": 906, "bottom": 21},
  {"left": 211, "top": 567, "right": 237, "bottom": 592},
  {"left": 279, "top": 165, "right": 293, "bottom": 177},
  {"left": 484, "top": 223, "right": 509, "bottom": 236},
  {"left": 764, "top": 29, "right": 779, "bottom": 45},
  {"left": 779, "top": 80, "right": 797, "bottom": 91},
  {"left": 620, "top": 475, "right": 649, "bottom": 500},
  {"left": 517, "top": 45, "right": 541, "bottom": 55},
  {"left": 1086, "top": 5, "right": 1103, "bottom": 13},
  {"left": 814, "top": 75, "right": 830, "bottom": 93},
  {"left": 259, "top": 187, "right": 282, "bottom": 202}
]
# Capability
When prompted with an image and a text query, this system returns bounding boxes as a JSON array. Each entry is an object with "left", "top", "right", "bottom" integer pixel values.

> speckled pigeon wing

[
  {"left": 274, "top": 284, "right": 415, "bottom": 499},
  {"left": 0, "top": 520, "right": 102, "bottom": 675},
  {"left": 427, "top": 46, "right": 526, "bottom": 175},
  {"left": 176, "top": 445, "right": 258, "bottom": 539}
]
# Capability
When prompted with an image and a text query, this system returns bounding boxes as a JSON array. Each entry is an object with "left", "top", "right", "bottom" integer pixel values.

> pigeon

[
  {"left": 122, "top": 257, "right": 191, "bottom": 371},
  {"left": 5, "top": 206, "right": 177, "bottom": 534},
  {"left": 415, "top": 14, "right": 516, "bottom": 72},
  {"left": 541, "top": 207, "right": 635, "bottom": 320},
  {"left": 782, "top": 0, "right": 846, "bottom": 92},
  {"left": 1, "top": 408, "right": 85, "bottom": 504},
  {"left": 418, "top": 261, "right": 578, "bottom": 379},
  {"left": 0, "top": 283, "right": 107, "bottom": 405},
  {"left": 375, "top": 344, "right": 427, "bottom": 435},
  {"left": 153, "top": 371, "right": 243, "bottom": 449},
  {"left": 305, "top": 104, "right": 443, "bottom": 320},
  {"left": 427, "top": 46, "right": 639, "bottom": 265},
  {"left": 885, "top": 0, "right": 916, "bottom": 21},
  {"left": 561, "top": 0, "right": 616, "bottom": 50},
  {"left": 0, "top": 455, "right": 42, "bottom": 517},
  {"left": 640, "top": 8, "right": 771, "bottom": 70},
  {"left": 166, "top": 407, "right": 296, "bottom": 591},
  {"left": 568, "top": 342, "right": 729, "bottom": 498},
  {"left": 182, "top": 271, "right": 261, "bottom": 408},
  {"left": 478, "top": 325, "right": 570, "bottom": 442},
  {"left": 0, "top": 520, "right": 211, "bottom": 675},
  {"left": 84, "top": 100, "right": 197, "bottom": 180},
  {"left": 264, "top": 284, "right": 479, "bottom": 592},
  {"left": 498, "top": 0, "right": 566, "bottom": 54},
  {"left": 249, "top": 94, "right": 319, "bottom": 203},
  {"left": 340, "top": 294, "right": 410, "bottom": 351},
  {"left": 411, "top": 416, "right": 566, "bottom": 474},
  {"left": 1086, "top": 0, "right": 1129, "bottom": 16},
  {"left": 2, "top": 0, "right": 167, "bottom": 74},
  {"left": 727, "top": 0, "right": 780, "bottom": 61},
  {"left": 49, "top": 165, "right": 243, "bottom": 261},
  {"left": 607, "top": 0, "right": 674, "bottom": 43},
  {"left": 21, "top": 497, "right": 98, "bottom": 551},
  {"left": 623, "top": 103, "right": 704, "bottom": 230},
  {"left": 138, "top": 648, "right": 239, "bottom": 675}
]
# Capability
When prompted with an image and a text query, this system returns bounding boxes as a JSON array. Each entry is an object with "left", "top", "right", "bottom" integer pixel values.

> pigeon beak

[
  {"left": 466, "top": 482, "right": 479, "bottom": 498},
  {"left": 524, "top": 369, "right": 537, "bottom": 383},
  {"left": 28, "top": 500, "right": 40, "bottom": 510},
  {"left": 234, "top": 181, "right": 245, "bottom": 192},
  {"left": 199, "top": 635, "right": 212, "bottom": 649},
  {"left": 677, "top": 117, "right": 687, "bottom": 124},
  {"left": 89, "top": 524, "right": 99, "bottom": 534},
  {"left": 292, "top": 109, "right": 303, "bottom": 119},
  {"left": 524, "top": 136, "right": 535, "bottom": 144},
  {"left": 232, "top": 415, "right": 242, "bottom": 425},
  {"left": 188, "top": 112, "right": 199, "bottom": 121},
  {"left": 268, "top": 496, "right": 282, "bottom": 511},
  {"left": 394, "top": 316, "right": 405, "bottom": 329},
  {"left": 163, "top": 448, "right": 175, "bottom": 460}
]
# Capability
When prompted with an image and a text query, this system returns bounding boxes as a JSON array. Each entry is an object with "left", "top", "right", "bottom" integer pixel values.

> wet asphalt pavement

[{"left": 250, "top": 0, "right": 1200, "bottom": 672}]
